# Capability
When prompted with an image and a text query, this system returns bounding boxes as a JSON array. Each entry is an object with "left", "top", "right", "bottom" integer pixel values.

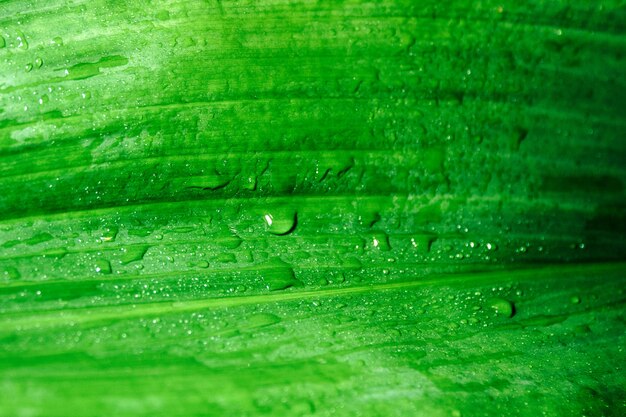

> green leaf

[{"left": 1, "top": 1, "right": 625, "bottom": 416}]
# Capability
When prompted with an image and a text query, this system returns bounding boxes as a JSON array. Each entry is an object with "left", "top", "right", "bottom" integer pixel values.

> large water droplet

[
  {"left": 486, "top": 242, "right": 497, "bottom": 251},
  {"left": 120, "top": 245, "right": 150, "bottom": 264},
  {"left": 41, "top": 247, "right": 68, "bottom": 259},
  {"left": 219, "top": 233, "right": 243, "bottom": 249},
  {"left": 411, "top": 234, "right": 436, "bottom": 253},
  {"left": 188, "top": 260, "right": 209, "bottom": 269},
  {"left": 369, "top": 232, "right": 391, "bottom": 251},
  {"left": 2, "top": 266, "right": 21, "bottom": 280},
  {"left": 214, "top": 253, "right": 236, "bottom": 263},
  {"left": 487, "top": 297, "right": 515, "bottom": 318},
  {"left": 247, "top": 313, "right": 281, "bottom": 328},
  {"left": 16, "top": 31, "right": 29, "bottom": 50},
  {"left": 99, "top": 226, "right": 119, "bottom": 242},
  {"left": 260, "top": 258, "right": 302, "bottom": 291},
  {"left": 263, "top": 208, "right": 297, "bottom": 235},
  {"left": 95, "top": 259, "right": 112, "bottom": 274}
]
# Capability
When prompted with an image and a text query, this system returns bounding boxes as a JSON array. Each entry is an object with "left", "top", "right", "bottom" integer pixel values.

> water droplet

[
  {"left": 51, "top": 36, "right": 63, "bottom": 46},
  {"left": 327, "top": 272, "right": 345, "bottom": 284},
  {"left": 120, "top": 245, "right": 150, "bottom": 264},
  {"left": 247, "top": 313, "right": 281, "bottom": 328},
  {"left": 357, "top": 210, "right": 381, "bottom": 228},
  {"left": 486, "top": 242, "right": 497, "bottom": 251},
  {"left": 2, "top": 266, "right": 21, "bottom": 280},
  {"left": 219, "top": 233, "right": 243, "bottom": 249},
  {"left": 188, "top": 260, "right": 209, "bottom": 268},
  {"left": 24, "top": 63, "right": 33, "bottom": 72},
  {"left": 0, "top": 36, "right": 5, "bottom": 48},
  {"left": 411, "top": 234, "right": 436, "bottom": 253},
  {"left": 128, "top": 228, "right": 152, "bottom": 237},
  {"left": 95, "top": 259, "right": 112, "bottom": 274},
  {"left": 34, "top": 57, "right": 43, "bottom": 68},
  {"left": 508, "top": 127, "right": 528, "bottom": 151},
  {"left": 263, "top": 208, "right": 297, "bottom": 235},
  {"left": 214, "top": 253, "right": 236, "bottom": 263},
  {"left": 99, "top": 226, "right": 119, "bottom": 242},
  {"left": 260, "top": 258, "right": 302, "bottom": 291},
  {"left": 242, "top": 175, "right": 258, "bottom": 190},
  {"left": 40, "top": 247, "right": 68, "bottom": 259},
  {"left": 16, "top": 31, "right": 29, "bottom": 49},
  {"left": 487, "top": 298, "right": 515, "bottom": 318},
  {"left": 570, "top": 295, "right": 581, "bottom": 304},
  {"left": 370, "top": 232, "right": 391, "bottom": 251}
]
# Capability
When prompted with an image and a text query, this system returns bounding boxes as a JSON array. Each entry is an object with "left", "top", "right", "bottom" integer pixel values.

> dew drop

[
  {"left": 188, "top": 260, "right": 209, "bottom": 269},
  {"left": 24, "top": 63, "right": 33, "bottom": 72},
  {"left": 242, "top": 175, "right": 258, "bottom": 191},
  {"left": 370, "top": 232, "right": 391, "bottom": 251},
  {"left": 99, "top": 226, "right": 119, "bottom": 242},
  {"left": 41, "top": 247, "right": 68, "bottom": 259},
  {"left": 95, "top": 259, "right": 112, "bottom": 274},
  {"left": 327, "top": 272, "right": 346, "bottom": 285},
  {"left": 247, "top": 313, "right": 281, "bottom": 328},
  {"left": 120, "top": 245, "right": 150, "bottom": 264},
  {"left": 410, "top": 234, "right": 436, "bottom": 253},
  {"left": 34, "top": 57, "right": 43, "bottom": 68},
  {"left": 219, "top": 233, "right": 243, "bottom": 249},
  {"left": 263, "top": 208, "right": 297, "bottom": 235},
  {"left": 2, "top": 266, "right": 21, "bottom": 280},
  {"left": 16, "top": 31, "right": 28, "bottom": 49},
  {"left": 214, "top": 253, "right": 236, "bottom": 263},
  {"left": 357, "top": 209, "right": 381, "bottom": 228},
  {"left": 260, "top": 258, "right": 302, "bottom": 291},
  {"left": 487, "top": 297, "right": 515, "bottom": 318}
]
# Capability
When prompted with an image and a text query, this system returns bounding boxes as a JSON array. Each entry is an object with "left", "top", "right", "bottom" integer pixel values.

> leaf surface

[{"left": 0, "top": 1, "right": 625, "bottom": 416}]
